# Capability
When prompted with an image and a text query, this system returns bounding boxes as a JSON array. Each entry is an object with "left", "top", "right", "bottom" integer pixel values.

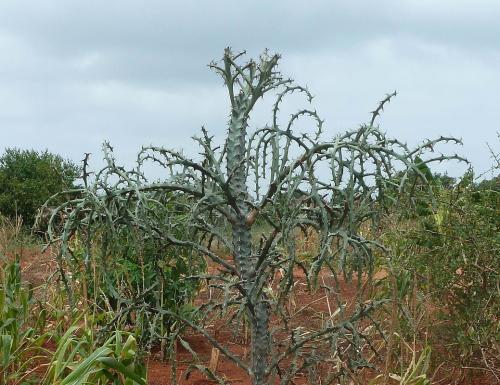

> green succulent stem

[{"left": 40, "top": 48, "right": 465, "bottom": 385}]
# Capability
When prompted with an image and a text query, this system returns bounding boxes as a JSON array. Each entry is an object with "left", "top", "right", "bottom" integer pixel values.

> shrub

[
  {"left": 0, "top": 148, "right": 79, "bottom": 227},
  {"left": 383, "top": 171, "right": 499, "bottom": 377}
]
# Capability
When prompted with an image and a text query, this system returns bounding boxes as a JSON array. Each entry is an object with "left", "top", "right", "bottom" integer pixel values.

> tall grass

[{"left": 0, "top": 215, "right": 23, "bottom": 256}]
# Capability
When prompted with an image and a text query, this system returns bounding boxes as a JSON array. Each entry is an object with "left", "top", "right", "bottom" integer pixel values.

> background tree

[
  {"left": 43, "top": 49, "right": 463, "bottom": 385},
  {"left": 0, "top": 148, "right": 79, "bottom": 227}
]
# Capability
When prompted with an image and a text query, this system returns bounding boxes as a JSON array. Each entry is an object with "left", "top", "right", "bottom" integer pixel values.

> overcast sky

[{"left": 0, "top": 1, "right": 499, "bottom": 178}]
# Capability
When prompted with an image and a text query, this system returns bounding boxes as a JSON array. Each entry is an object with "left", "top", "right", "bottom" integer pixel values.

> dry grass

[{"left": 0, "top": 213, "right": 24, "bottom": 255}]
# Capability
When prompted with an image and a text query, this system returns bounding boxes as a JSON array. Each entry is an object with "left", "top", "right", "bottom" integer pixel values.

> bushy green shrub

[
  {"left": 0, "top": 148, "right": 79, "bottom": 227},
  {"left": 385, "top": 171, "right": 499, "bottom": 371}
]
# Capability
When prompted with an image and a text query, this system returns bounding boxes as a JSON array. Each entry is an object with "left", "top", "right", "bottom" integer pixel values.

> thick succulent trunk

[
  {"left": 227, "top": 94, "right": 270, "bottom": 385},
  {"left": 250, "top": 301, "right": 270, "bottom": 384}
]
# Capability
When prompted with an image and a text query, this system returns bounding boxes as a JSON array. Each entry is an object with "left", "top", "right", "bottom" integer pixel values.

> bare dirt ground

[{"left": 145, "top": 267, "right": 363, "bottom": 385}]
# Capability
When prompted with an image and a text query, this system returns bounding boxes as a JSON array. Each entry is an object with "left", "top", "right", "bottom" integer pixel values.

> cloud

[{"left": 0, "top": 1, "right": 498, "bottom": 176}]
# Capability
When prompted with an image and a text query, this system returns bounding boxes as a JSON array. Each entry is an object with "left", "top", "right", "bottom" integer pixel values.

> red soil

[{"left": 143, "top": 267, "right": 372, "bottom": 385}]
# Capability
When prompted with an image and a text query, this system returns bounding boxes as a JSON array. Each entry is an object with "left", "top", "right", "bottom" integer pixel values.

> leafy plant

[
  {"left": 0, "top": 257, "right": 51, "bottom": 385},
  {"left": 0, "top": 253, "right": 146, "bottom": 385},
  {"left": 381, "top": 170, "right": 499, "bottom": 380},
  {"left": 0, "top": 148, "right": 79, "bottom": 228},
  {"left": 44, "top": 49, "right": 463, "bottom": 385},
  {"left": 44, "top": 326, "right": 146, "bottom": 385}
]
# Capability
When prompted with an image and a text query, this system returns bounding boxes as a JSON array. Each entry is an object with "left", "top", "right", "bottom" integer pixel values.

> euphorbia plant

[{"left": 42, "top": 49, "right": 463, "bottom": 385}]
